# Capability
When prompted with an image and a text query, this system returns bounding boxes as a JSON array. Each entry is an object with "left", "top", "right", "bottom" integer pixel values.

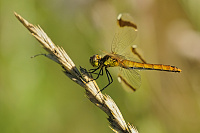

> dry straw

[{"left": 14, "top": 12, "right": 139, "bottom": 133}]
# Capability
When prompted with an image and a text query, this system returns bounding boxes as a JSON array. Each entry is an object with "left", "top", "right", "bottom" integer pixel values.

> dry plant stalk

[{"left": 14, "top": 12, "right": 139, "bottom": 133}]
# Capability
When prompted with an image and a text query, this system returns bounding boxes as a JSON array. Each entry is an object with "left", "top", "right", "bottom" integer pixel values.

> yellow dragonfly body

[{"left": 89, "top": 13, "right": 181, "bottom": 91}]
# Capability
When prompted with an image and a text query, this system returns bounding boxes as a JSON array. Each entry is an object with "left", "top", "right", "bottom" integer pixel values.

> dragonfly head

[{"left": 89, "top": 54, "right": 101, "bottom": 67}]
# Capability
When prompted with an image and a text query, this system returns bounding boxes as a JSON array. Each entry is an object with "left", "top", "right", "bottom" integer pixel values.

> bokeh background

[{"left": 1, "top": 0, "right": 200, "bottom": 133}]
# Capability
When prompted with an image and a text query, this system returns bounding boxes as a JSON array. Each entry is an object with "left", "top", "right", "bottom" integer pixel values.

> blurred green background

[{"left": 1, "top": 0, "right": 200, "bottom": 133}]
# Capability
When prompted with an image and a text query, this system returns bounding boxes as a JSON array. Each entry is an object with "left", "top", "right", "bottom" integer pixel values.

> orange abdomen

[{"left": 121, "top": 60, "right": 182, "bottom": 72}]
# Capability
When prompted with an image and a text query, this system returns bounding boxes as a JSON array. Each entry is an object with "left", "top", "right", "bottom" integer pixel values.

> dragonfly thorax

[{"left": 89, "top": 54, "right": 102, "bottom": 67}]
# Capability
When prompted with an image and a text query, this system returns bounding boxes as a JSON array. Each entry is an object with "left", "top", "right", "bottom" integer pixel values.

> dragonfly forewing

[{"left": 111, "top": 13, "right": 138, "bottom": 55}]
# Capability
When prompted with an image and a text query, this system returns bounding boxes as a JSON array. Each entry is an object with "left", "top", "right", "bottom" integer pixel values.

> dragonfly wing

[
  {"left": 118, "top": 67, "right": 141, "bottom": 92},
  {"left": 111, "top": 13, "right": 138, "bottom": 55}
]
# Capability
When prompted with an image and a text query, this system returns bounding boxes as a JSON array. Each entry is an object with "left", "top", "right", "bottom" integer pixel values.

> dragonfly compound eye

[{"left": 89, "top": 54, "right": 101, "bottom": 67}]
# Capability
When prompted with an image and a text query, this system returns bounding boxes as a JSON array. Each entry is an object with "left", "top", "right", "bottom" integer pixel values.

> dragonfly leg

[
  {"left": 89, "top": 67, "right": 103, "bottom": 75},
  {"left": 88, "top": 65, "right": 104, "bottom": 75},
  {"left": 92, "top": 67, "right": 103, "bottom": 80},
  {"left": 88, "top": 66, "right": 104, "bottom": 81},
  {"left": 100, "top": 67, "right": 113, "bottom": 92},
  {"left": 88, "top": 67, "right": 99, "bottom": 74}
]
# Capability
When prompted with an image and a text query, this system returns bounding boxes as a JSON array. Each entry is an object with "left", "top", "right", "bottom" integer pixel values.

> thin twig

[{"left": 14, "top": 12, "right": 139, "bottom": 133}]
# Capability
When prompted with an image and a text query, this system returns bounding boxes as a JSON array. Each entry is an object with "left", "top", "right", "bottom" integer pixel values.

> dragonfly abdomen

[{"left": 122, "top": 60, "right": 182, "bottom": 72}]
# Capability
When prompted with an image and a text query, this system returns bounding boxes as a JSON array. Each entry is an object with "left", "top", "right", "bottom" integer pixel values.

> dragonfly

[{"left": 89, "top": 13, "right": 182, "bottom": 92}]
